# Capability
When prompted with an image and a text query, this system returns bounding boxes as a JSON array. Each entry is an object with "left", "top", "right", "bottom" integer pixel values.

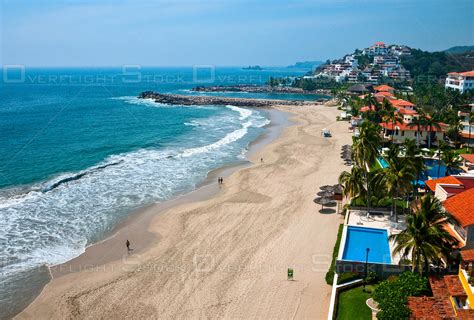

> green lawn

[
  {"left": 455, "top": 147, "right": 473, "bottom": 155},
  {"left": 337, "top": 285, "right": 375, "bottom": 320}
]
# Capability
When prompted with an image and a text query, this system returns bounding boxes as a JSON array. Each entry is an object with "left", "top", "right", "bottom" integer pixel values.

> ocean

[{"left": 0, "top": 67, "right": 326, "bottom": 318}]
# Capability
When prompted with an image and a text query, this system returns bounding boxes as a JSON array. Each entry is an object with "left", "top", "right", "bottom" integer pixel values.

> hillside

[
  {"left": 444, "top": 45, "right": 474, "bottom": 54},
  {"left": 287, "top": 61, "right": 324, "bottom": 70},
  {"left": 401, "top": 48, "right": 474, "bottom": 82}
]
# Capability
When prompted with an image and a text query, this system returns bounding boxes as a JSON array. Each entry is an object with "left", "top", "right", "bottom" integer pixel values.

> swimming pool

[
  {"left": 377, "top": 157, "right": 462, "bottom": 186},
  {"left": 342, "top": 226, "right": 392, "bottom": 264},
  {"left": 378, "top": 157, "right": 389, "bottom": 168}
]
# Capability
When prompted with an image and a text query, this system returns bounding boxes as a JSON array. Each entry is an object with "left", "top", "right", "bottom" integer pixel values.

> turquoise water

[
  {"left": 378, "top": 157, "right": 389, "bottom": 168},
  {"left": 342, "top": 226, "right": 391, "bottom": 264},
  {"left": 377, "top": 157, "right": 462, "bottom": 186},
  {"left": 0, "top": 67, "right": 322, "bottom": 318}
]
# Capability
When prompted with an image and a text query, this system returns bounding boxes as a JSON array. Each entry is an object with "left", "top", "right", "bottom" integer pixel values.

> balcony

[{"left": 459, "top": 266, "right": 474, "bottom": 307}]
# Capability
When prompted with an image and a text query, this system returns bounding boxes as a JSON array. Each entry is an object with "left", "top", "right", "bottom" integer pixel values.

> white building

[
  {"left": 445, "top": 71, "right": 474, "bottom": 93},
  {"left": 367, "top": 42, "right": 388, "bottom": 56}
]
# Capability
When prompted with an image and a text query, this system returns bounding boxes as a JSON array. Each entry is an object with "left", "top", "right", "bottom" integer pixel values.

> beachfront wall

[{"left": 335, "top": 260, "right": 412, "bottom": 279}]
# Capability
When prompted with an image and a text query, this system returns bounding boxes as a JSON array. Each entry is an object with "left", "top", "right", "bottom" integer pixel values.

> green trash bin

[{"left": 287, "top": 268, "right": 294, "bottom": 280}]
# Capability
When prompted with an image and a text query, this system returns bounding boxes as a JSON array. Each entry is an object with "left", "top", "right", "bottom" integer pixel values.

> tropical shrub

[{"left": 372, "top": 272, "right": 428, "bottom": 320}]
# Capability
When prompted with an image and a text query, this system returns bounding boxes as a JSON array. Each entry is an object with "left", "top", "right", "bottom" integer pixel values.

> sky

[{"left": 1, "top": 0, "right": 473, "bottom": 67}]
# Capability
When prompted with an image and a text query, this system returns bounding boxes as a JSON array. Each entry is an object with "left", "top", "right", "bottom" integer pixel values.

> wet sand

[{"left": 18, "top": 103, "right": 351, "bottom": 319}]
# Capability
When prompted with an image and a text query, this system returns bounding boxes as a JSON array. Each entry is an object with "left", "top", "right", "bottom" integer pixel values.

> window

[
  {"left": 455, "top": 224, "right": 467, "bottom": 240},
  {"left": 453, "top": 296, "right": 469, "bottom": 309}
]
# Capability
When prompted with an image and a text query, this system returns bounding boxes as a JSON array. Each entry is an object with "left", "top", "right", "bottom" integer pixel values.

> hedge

[{"left": 325, "top": 223, "right": 344, "bottom": 285}]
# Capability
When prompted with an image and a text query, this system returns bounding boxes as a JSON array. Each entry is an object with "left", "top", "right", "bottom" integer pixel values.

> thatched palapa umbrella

[
  {"left": 317, "top": 190, "right": 335, "bottom": 198},
  {"left": 320, "top": 185, "right": 335, "bottom": 192},
  {"left": 313, "top": 197, "right": 335, "bottom": 209}
]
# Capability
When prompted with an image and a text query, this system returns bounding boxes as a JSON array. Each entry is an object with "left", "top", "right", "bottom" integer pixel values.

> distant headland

[{"left": 242, "top": 65, "right": 263, "bottom": 70}]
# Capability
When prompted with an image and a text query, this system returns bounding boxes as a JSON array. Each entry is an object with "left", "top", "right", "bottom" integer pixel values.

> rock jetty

[
  {"left": 192, "top": 85, "right": 330, "bottom": 95},
  {"left": 138, "top": 91, "right": 318, "bottom": 107}
]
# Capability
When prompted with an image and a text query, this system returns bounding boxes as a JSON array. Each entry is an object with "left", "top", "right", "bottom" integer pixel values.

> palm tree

[
  {"left": 349, "top": 97, "right": 363, "bottom": 118},
  {"left": 339, "top": 166, "right": 366, "bottom": 201},
  {"left": 352, "top": 122, "right": 381, "bottom": 209},
  {"left": 381, "top": 101, "right": 403, "bottom": 142},
  {"left": 442, "top": 150, "right": 463, "bottom": 176},
  {"left": 389, "top": 195, "right": 458, "bottom": 274},
  {"left": 403, "top": 139, "right": 425, "bottom": 194},
  {"left": 363, "top": 93, "right": 381, "bottom": 122},
  {"left": 424, "top": 116, "right": 441, "bottom": 149},
  {"left": 409, "top": 113, "right": 428, "bottom": 147},
  {"left": 363, "top": 92, "right": 377, "bottom": 109},
  {"left": 381, "top": 145, "right": 415, "bottom": 222},
  {"left": 447, "top": 119, "right": 464, "bottom": 149}
]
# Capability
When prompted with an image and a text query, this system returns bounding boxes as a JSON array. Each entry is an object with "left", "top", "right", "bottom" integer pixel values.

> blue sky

[{"left": 1, "top": 0, "right": 473, "bottom": 66}]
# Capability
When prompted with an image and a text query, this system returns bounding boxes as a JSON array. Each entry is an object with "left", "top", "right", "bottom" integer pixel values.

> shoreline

[
  {"left": 49, "top": 107, "right": 291, "bottom": 278},
  {"left": 8, "top": 107, "right": 291, "bottom": 318},
  {"left": 18, "top": 103, "right": 351, "bottom": 319}
]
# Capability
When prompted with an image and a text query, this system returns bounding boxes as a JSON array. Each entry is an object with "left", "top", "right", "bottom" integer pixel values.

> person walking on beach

[
  {"left": 126, "top": 239, "right": 130, "bottom": 251},
  {"left": 261, "top": 157, "right": 264, "bottom": 163}
]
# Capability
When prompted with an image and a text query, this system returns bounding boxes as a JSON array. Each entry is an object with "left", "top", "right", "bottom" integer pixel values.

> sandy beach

[{"left": 18, "top": 103, "right": 351, "bottom": 319}]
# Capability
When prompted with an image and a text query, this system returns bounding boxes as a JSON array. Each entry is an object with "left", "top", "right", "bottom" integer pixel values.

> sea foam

[{"left": 0, "top": 102, "right": 269, "bottom": 282}]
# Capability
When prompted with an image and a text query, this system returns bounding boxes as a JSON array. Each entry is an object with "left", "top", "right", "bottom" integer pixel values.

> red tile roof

[
  {"left": 425, "top": 176, "right": 462, "bottom": 192},
  {"left": 448, "top": 70, "right": 474, "bottom": 77},
  {"left": 360, "top": 106, "right": 376, "bottom": 112},
  {"left": 461, "top": 154, "right": 474, "bottom": 163},
  {"left": 380, "top": 121, "right": 444, "bottom": 132},
  {"left": 390, "top": 99, "right": 415, "bottom": 108},
  {"left": 399, "top": 108, "right": 418, "bottom": 115},
  {"left": 461, "top": 249, "right": 474, "bottom": 261},
  {"left": 408, "top": 296, "right": 455, "bottom": 319},
  {"left": 408, "top": 276, "right": 474, "bottom": 319},
  {"left": 374, "top": 84, "right": 394, "bottom": 92},
  {"left": 443, "top": 188, "right": 474, "bottom": 227},
  {"left": 443, "top": 275, "right": 466, "bottom": 297},
  {"left": 374, "top": 91, "right": 395, "bottom": 98}
]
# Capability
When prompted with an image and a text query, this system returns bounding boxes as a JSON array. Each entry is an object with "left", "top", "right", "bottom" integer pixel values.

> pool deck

[{"left": 343, "top": 209, "right": 407, "bottom": 265}]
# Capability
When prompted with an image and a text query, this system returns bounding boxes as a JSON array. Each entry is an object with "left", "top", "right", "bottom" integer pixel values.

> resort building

[
  {"left": 409, "top": 180, "right": 474, "bottom": 318},
  {"left": 443, "top": 188, "right": 474, "bottom": 250},
  {"left": 408, "top": 274, "right": 474, "bottom": 318},
  {"left": 459, "top": 107, "right": 474, "bottom": 147},
  {"left": 425, "top": 176, "right": 474, "bottom": 247},
  {"left": 380, "top": 121, "right": 445, "bottom": 144},
  {"left": 365, "top": 42, "right": 389, "bottom": 56},
  {"left": 461, "top": 154, "right": 474, "bottom": 172},
  {"left": 445, "top": 71, "right": 474, "bottom": 93},
  {"left": 379, "top": 99, "right": 444, "bottom": 144}
]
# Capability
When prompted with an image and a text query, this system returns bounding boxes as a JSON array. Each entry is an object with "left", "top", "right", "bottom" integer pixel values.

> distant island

[
  {"left": 242, "top": 65, "right": 263, "bottom": 70},
  {"left": 287, "top": 61, "right": 324, "bottom": 70}
]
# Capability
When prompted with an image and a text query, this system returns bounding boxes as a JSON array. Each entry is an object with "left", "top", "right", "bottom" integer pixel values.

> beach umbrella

[
  {"left": 320, "top": 185, "right": 335, "bottom": 191},
  {"left": 317, "top": 191, "right": 335, "bottom": 198},
  {"left": 313, "top": 197, "right": 333, "bottom": 209},
  {"left": 332, "top": 184, "right": 344, "bottom": 194}
]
